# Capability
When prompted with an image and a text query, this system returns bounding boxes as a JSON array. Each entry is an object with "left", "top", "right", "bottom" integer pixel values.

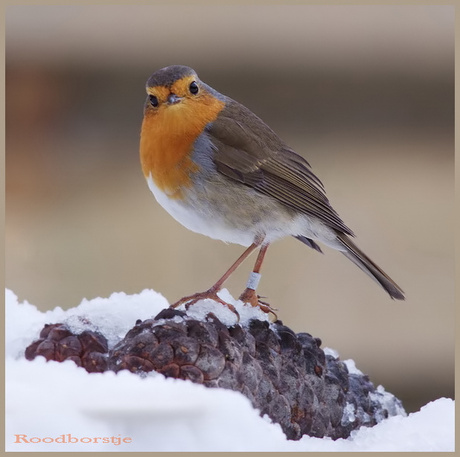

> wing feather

[{"left": 207, "top": 100, "right": 354, "bottom": 236}]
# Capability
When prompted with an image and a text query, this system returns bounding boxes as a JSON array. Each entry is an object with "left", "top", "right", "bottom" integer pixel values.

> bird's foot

[
  {"left": 170, "top": 288, "right": 240, "bottom": 321},
  {"left": 239, "top": 288, "right": 278, "bottom": 320}
]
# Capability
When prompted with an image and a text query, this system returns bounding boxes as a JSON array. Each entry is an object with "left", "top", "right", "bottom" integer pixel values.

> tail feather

[
  {"left": 295, "top": 235, "right": 323, "bottom": 253},
  {"left": 336, "top": 234, "right": 405, "bottom": 300}
]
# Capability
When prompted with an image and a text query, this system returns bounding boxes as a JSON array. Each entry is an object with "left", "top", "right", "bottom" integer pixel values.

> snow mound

[{"left": 5, "top": 289, "right": 455, "bottom": 452}]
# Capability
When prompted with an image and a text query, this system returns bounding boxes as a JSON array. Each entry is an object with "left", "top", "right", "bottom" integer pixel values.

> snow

[
  {"left": 343, "top": 358, "right": 363, "bottom": 376},
  {"left": 183, "top": 288, "right": 271, "bottom": 326},
  {"left": 341, "top": 402, "right": 357, "bottom": 426},
  {"left": 5, "top": 288, "right": 455, "bottom": 452}
]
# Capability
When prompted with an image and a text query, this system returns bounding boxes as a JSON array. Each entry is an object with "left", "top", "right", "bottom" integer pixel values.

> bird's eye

[
  {"left": 149, "top": 94, "right": 159, "bottom": 107},
  {"left": 189, "top": 81, "right": 199, "bottom": 95}
]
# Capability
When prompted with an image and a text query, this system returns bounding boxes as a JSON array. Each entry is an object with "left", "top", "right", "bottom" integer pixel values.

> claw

[
  {"left": 257, "top": 299, "right": 279, "bottom": 320},
  {"left": 171, "top": 289, "right": 240, "bottom": 322},
  {"left": 239, "top": 288, "right": 278, "bottom": 320}
]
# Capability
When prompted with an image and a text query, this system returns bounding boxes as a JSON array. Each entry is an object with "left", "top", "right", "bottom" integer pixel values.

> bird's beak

[{"left": 167, "top": 93, "right": 182, "bottom": 105}]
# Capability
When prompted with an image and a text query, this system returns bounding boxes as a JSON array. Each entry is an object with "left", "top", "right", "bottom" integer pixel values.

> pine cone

[
  {"left": 24, "top": 309, "right": 405, "bottom": 440},
  {"left": 25, "top": 323, "right": 108, "bottom": 373}
]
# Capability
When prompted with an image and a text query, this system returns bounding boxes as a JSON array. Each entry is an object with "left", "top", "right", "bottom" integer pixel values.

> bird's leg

[
  {"left": 238, "top": 243, "right": 268, "bottom": 307},
  {"left": 170, "top": 240, "right": 262, "bottom": 317},
  {"left": 239, "top": 243, "right": 278, "bottom": 317}
]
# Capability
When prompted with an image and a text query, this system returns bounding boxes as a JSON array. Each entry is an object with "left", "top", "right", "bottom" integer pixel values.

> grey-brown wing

[{"left": 208, "top": 101, "right": 354, "bottom": 236}]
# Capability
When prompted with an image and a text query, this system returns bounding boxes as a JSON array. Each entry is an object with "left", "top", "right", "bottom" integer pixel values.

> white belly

[{"left": 146, "top": 174, "right": 255, "bottom": 246}]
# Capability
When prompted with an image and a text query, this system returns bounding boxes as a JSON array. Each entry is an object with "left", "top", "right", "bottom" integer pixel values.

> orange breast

[{"left": 140, "top": 92, "right": 224, "bottom": 199}]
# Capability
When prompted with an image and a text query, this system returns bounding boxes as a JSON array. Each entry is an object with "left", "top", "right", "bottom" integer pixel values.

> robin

[{"left": 140, "top": 65, "right": 404, "bottom": 315}]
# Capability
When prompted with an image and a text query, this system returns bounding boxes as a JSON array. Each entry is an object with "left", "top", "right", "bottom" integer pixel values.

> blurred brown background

[{"left": 6, "top": 4, "right": 454, "bottom": 414}]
